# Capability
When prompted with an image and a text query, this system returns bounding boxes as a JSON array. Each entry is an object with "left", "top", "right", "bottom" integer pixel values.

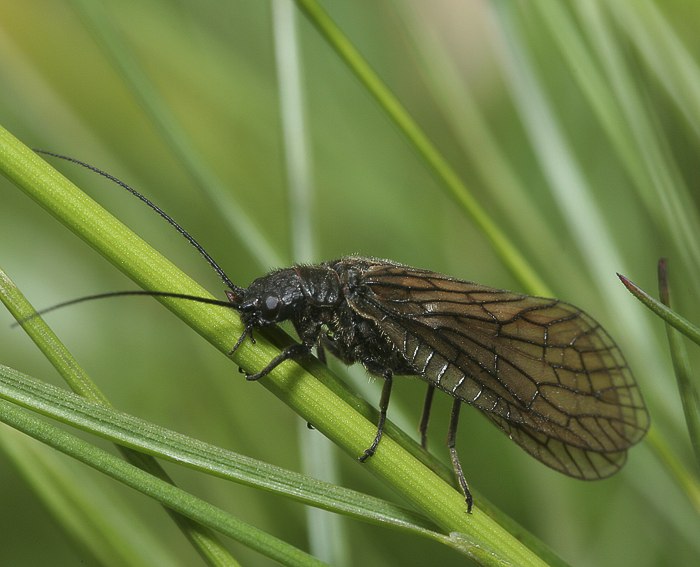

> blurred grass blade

[
  {"left": 273, "top": 0, "right": 316, "bottom": 266},
  {"left": 0, "top": 398, "right": 327, "bottom": 567},
  {"left": 609, "top": 0, "right": 700, "bottom": 140},
  {"left": 272, "top": 1, "right": 348, "bottom": 564},
  {"left": 542, "top": 1, "right": 700, "bottom": 290},
  {"left": 394, "top": 3, "right": 571, "bottom": 280},
  {"left": 69, "top": 0, "right": 282, "bottom": 268},
  {"left": 595, "top": 1, "right": 700, "bottom": 287},
  {"left": 491, "top": 3, "right": 644, "bottom": 331},
  {"left": 618, "top": 269, "right": 700, "bottom": 509},
  {"left": 541, "top": 1, "right": 700, "bottom": 292},
  {"left": 0, "top": 424, "right": 178, "bottom": 567},
  {"left": 0, "top": 265, "right": 241, "bottom": 566},
  {"left": 657, "top": 260, "right": 700, "bottom": 471},
  {"left": 618, "top": 272, "right": 700, "bottom": 347},
  {"left": 292, "top": 0, "right": 550, "bottom": 297}
]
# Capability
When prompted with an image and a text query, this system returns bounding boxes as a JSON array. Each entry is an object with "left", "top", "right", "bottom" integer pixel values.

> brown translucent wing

[{"left": 348, "top": 262, "right": 649, "bottom": 480}]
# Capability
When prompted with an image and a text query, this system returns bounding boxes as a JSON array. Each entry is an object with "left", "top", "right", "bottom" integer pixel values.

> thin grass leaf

[
  {"left": 0, "top": 268, "right": 108, "bottom": 402},
  {"left": 564, "top": 1, "right": 700, "bottom": 292},
  {"left": 657, "top": 260, "right": 700, "bottom": 471},
  {"left": 618, "top": 268, "right": 700, "bottom": 509},
  {"left": 69, "top": 0, "right": 282, "bottom": 268},
  {"left": 611, "top": 0, "right": 700, "bottom": 140},
  {"left": 291, "top": 0, "right": 550, "bottom": 297},
  {"left": 0, "top": 362, "right": 447, "bottom": 537},
  {"left": 641, "top": 426, "right": 700, "bottom": 516},
  {"left": 0, "top": 426, "right": 178, "bottom": 567},
  {"left": 0, "top": 398, "right": 326, "bottom": 567},
  {"left": 272, "top": 2, "right": 348, "bottom": 564},
  {"left": 618, "top": 272, "right": 700, "bottom": 347},
  {"left": 394, "top": 2, "right": 570, "bottom": 281},
  {"left": 0, "top": 265, "right": 241, "bottom": 566},
  {"left": 538, "top": 0, "right": 700, "bottom": 294},
  {"left": 491, "top": 2, "right": 654, "bottom": 343}
]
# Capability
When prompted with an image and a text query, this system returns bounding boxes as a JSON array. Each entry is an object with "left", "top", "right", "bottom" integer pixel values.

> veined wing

[{"left": 347, "top": 263, "right": 649, "bottom": 479}]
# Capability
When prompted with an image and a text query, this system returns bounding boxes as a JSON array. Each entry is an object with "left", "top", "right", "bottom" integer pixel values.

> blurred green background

[{"left": 1, "top": 1, "right": 699, "bottom": 565}]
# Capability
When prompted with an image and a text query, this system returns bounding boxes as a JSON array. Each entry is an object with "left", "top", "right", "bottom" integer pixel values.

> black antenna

[
  {"left": 11, "top": 290, "right": 238, "bottom": 328},
  {"left": 34, "top": 149, "right": 244, "bottom": 296}
]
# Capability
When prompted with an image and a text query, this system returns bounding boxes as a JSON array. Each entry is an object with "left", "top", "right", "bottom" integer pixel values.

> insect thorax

[{"left": 289, "top": 259, "right": 416, "bottom": 377}]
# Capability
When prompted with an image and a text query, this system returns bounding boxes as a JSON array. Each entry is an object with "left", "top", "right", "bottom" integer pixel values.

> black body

[{"left": 233, "top": 257, "right": 417, "bottom": 378}]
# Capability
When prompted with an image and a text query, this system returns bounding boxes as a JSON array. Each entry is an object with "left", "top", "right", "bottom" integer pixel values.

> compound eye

[{"left": 261, "top": 295, "right": 282, "bottom": 321}]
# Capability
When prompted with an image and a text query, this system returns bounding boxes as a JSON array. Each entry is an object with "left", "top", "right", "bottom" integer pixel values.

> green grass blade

[
  {"left": 644, "top": 427, "right": 700, "bottom": 514},
  {"left": 393, "top": 3, "right": 571, "bottom": 281},
  {"left": 0, "top": 265, "right": 241, "bottom": 566},
  {"left": 534, "top": 1, "right": 700, "bottom": 292},
  {"left": 492, "top": 3, "right": 642, "bottom": 328},
  {"left": 578, "top": 1, "right": 700, "bottom": 290},
  {"left": 658, "top": 261, "right": 700, "bottom": 470},
  {"left": 0, "top": 267, "right": 108, "bottom": 403},
  {"left": 612, "top": 0, "right": 700, "bottom": 140},
  {"left": 0, "top": 362, "right": 444, "bottom": 537},
  {"left": 618, "top": 272, "right": 700, "bottom": 347},
  {"left": 619, "top": 268, "right": 700, "bottom": 493},
  {"left": 69, "top": 0, "right": 282, "bottom": 268},
  {"left": 0, "top": 425, "right": 178, "bottom": 567},
  {"left": 0, "top": 398, "right": 326, "bottom": 567},
  {"left": 292, "top": 0, "right": 550, "bottom": 297}
]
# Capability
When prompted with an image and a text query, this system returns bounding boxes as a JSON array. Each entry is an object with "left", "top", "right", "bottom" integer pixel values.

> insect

[
  {"left": 226, "top": 256, "right": 650, "bottom": 511},
  {"left": 33, "top": 152, "right": 650, "bottom": 513}
]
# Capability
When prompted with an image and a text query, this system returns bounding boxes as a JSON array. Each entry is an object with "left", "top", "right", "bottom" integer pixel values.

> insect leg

[
  {"left": 419, "top": 384, "right": 436, "bottom": 450},
  {"left": 306, "top": 345, "right": 327, "bottom": 430},
  {"left": 244, "top": 343, "right": 311, "bottom": 381},
  {"left": 447, "top": 399, "right": 473, "bottom": 513},
  {"left": 358, "top": 371, "right": 393, "bottom": 462}
]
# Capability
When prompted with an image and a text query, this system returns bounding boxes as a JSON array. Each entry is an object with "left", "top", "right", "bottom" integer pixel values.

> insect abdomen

[{"left": 401, "top": 325, "right": 510, "bottom": 411}]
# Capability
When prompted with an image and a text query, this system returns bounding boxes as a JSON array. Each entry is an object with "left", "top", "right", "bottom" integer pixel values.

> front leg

[{"left": 245, "top": 342, "right": 312, "bottom": 381}]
